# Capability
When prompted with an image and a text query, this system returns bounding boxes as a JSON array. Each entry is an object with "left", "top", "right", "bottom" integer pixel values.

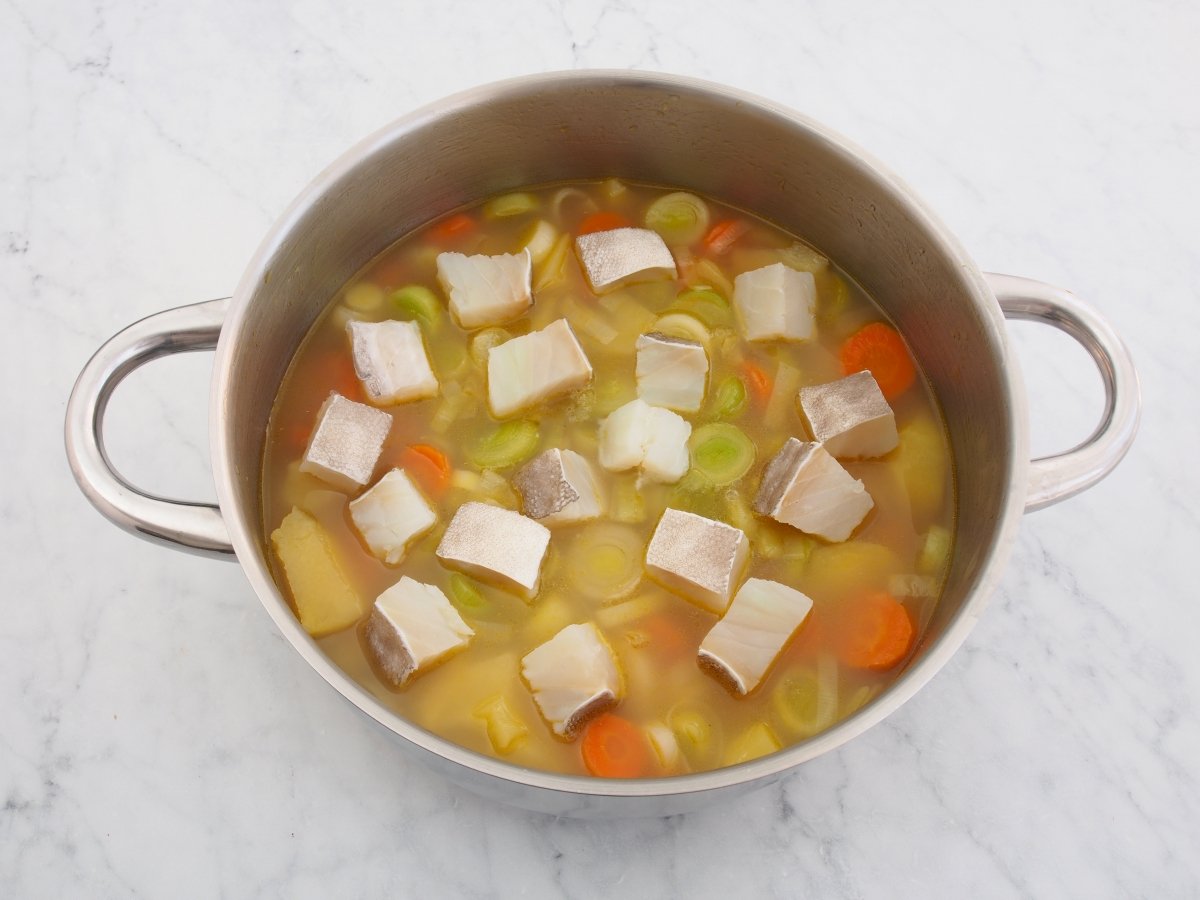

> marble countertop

[{"left": 4, "top": 0, "right": 1197, "bottom": 896}]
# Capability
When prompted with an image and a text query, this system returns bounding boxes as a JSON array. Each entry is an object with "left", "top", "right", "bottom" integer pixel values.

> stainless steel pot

[{"left": 64, "top": 71, "right": 1140, "bottom": 816}]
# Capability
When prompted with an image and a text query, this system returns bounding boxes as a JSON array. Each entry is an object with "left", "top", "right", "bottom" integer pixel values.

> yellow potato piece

[
  {"left": 893, "top": 418, "right": 948, "bottom": 522},
  {"left": 723, "top": 722, "right": 782, "bottom": 766},
  {"left": 270, "top": 507, "right": 363, "bottom": 637},
  {"left": 473, "top": 695, "right": 529, "bottom": 755},
  {"left": 805, "top": 541, "right": 900, "bottom": 597}
]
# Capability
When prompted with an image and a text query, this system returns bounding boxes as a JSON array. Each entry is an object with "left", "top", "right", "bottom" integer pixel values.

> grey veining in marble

[{"left": 3, "top": 0, "right": 1198, "bottom": 896}]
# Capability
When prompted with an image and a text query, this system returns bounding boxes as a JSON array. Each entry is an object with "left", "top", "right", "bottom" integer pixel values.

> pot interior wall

[{"left": 222, "top": 74, "right": 1017, "bottom": 659}]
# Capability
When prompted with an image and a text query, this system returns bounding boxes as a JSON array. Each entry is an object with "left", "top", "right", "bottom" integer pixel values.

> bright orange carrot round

[
  {"left": 703, "top": 218, "right": 750, "bottom": 255},
  {"left": 401, "top": 444, "right": 451, "bottom": 496},
  {"left": 578, "top": 211, "right": 633, "bottom": 235},
  {"left": 581, "top": 714, "right": 651, "bottom": 778},
  {"left": 835, "top": 592, "right": 914, "bottom": 670},
  {"left": 430, "top": 212, "right": 477, "bottom": 242},
  {"left": 840, "top": 322, "right": 916, "bottom": 400},
  {"left": 740, "top": 361, "right": 773, "bottom": 407}
]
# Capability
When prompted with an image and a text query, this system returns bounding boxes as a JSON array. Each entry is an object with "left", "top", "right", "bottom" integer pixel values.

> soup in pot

[{"left": 261, "top": 180, "right": 954, "bottom": 778}]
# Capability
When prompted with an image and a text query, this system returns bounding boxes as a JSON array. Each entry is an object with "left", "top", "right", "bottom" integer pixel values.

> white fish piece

[
  {"left": 435, "top": 501, "right": 551, "bottom": 598},
  {"left": 598, "top": 398, "right": 691, "bottom": 484},
  {"left": 699, "top": 578, "right": 814, "bottom": 695},
  {"left": 754, "top": 438, "right": 874, "bottom": 542},
  {"left": 575, "top": 227, "right": 678, "bottom": 294},
  {"left": 521, "top": 623, "right": 623, "bottom": 738},
  {"left": 487, "top": 318, "right": 593, "bottom": 417},
  {"left": 347, "top": 319, "right": 439, "bottom": 405},
  {"left": 636, "top": 332, "right": 709, "bottom": 413},
  {"left": 363, "top": 576, "right": 474, "bottom": 688},
  {"left": 733, "top": 262, "right": 817, "bottom": 342},
  {"left": 798, "top": 371, "right": 898, "bottom": 458},
  {"left": 512, "top": 449, "right": 605, "bottom": 526},
  {"left": 348, "top": 468, "right": 437, "bottom": 565},
  {"left": 436, "top": 249, "right": 533, "bottom": 329},
  {"left": 645, "top": 508, "right": 750, "bottom": 614},
  {"left": 299, "top": 392, "right": 392, "bottom": 490}
]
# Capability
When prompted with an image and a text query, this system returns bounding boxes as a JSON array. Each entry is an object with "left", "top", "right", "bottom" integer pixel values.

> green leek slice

[{"left": 468, "top": 420, "right": 540, "bottom": 469}]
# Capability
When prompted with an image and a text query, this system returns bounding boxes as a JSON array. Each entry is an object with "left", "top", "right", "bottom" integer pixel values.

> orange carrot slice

[
  {"left": 430, "top": 212, "right": 476, "bottom": 242},
  {"left": 840, "top": 322, "right": 916, "bottom": 400},
  {"left": 739, "top": 360, "right": 772, "bottom": 407},
  {"left": 578, "top": 211, "right": 633, "bottom": 235},
  {"left": 703, "top": 219, "right": 750, "bottom": 256},
  {"left": 401, "top": 444, "right": 451, "bottom": 497},
  {"left": 581, "top": 714, "right": 651, "bottom": 778},
  {"left": 834, "top": 592, "right": 914, "bottom": 670}
]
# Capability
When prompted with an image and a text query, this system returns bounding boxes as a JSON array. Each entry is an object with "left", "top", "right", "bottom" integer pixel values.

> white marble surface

[{"left": 3, "top": 0, "right": 1197, "bottom": 895}]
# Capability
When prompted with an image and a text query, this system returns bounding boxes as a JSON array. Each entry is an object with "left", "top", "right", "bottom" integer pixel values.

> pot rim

[{"left": 211, "top": 69, "right": 1029, "bottom": 800}]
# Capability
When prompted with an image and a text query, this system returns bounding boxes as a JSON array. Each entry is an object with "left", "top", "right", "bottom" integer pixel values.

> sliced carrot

[
  {"left": 430, "top": 212, "right": 477, "bottom": 242},
  {"left": 578, "top": 211, "right": 632, "bottom": 235},
  {"left": 581, "top": 714, "right": 651, "bottom": 778},
  {"left": 638, "top": 614, "right": 690, "bottom": 661},
  {"left": 833, "top": 592, "right": 914, "bottom": 670},
  {"left": 401, "top": 444, "right": 451, "bottom": 497},
  {"left": 740, "top": 360, "right": 772, "bottom": 407},
  {"left": 703, "top": 219, "right": 750, "bottom": 256},
  {"left": 840, "top": 322, "right": 916, "bottom": 400}
]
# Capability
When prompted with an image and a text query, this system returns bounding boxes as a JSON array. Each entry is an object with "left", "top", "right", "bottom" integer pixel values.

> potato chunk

[{"left": 270, "top": 507, "right": 363, "bottom": 637}]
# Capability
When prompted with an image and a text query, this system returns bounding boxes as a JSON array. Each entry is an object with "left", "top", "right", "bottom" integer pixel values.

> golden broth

[{"left": 261, "top": 180, "right": 954, "bottom": 777}]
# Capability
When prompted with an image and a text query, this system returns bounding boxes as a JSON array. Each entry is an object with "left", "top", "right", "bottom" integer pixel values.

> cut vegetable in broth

[{"left": 261, "top": 180, "right": 955, "bottom": 778}]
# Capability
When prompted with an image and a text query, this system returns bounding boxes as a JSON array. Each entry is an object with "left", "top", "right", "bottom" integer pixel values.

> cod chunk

[
  {"left": 299, "top": 392, "right": 391, "bottom": 490},
  {"left": 575, "top": 227, "right": 677, "bottom": 294},
  {"left": 733, "top": 262, "right": 816, "bottom": 342},
  {"left": 436, "top": 501, "right": 551, "bottom": 598},
  {"left": 364, "top": 576, "right": 474, "bottom": 688},
  {"left": 347, "top": 319, "right": 438, "bottom": 405},
  {"left": 521, "top": 623, "right": 623, "bottom": 738},
  {"left": 487, "top": 318, "right": 593, "bottom": 417},
  {"left": 797, "top": 371, "right": 898, "bottom": 459},
  {"left": 635, "top": 332, "right": 709, "bottom": 413},
  {"left": 699, "top": 578, "right": 814, "bottom": 695},
  {"left": 645, "top": 508, "right": 750, "bottom": 614},
  {"left": 513, "top": 448, "right": 605, "bottom": 526},
  {"left": 598, "top": 398, "right": 691, "bottom": 484},
  {"left": 270, "top": 507, "right": 362, "bottom": 637},
  {"left": 348, "top": 468, "right": 437, "bottom": 565},
  {"left": 754, "top": 438, "right": 873, "bottom": 542},
  {"left": 436, "top": 249, "right": 533, "bottom": 329}
]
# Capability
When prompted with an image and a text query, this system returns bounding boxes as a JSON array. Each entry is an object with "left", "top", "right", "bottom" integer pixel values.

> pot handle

[
  {"left": 988, "top": 273, "right": 1141, "bottom": 513},
  {"left": 64, "top": 298, "right": 236, "bottom": 559}
]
